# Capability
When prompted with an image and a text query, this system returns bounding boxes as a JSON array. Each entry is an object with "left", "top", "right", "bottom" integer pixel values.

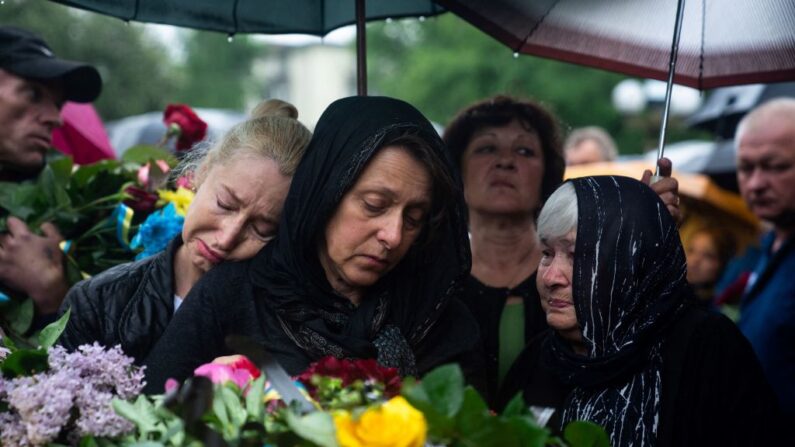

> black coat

[
  {"left": 499, "top": 307, "right": 787, "bottom": 446},
  {"left": 57, "top": 237, "right": 180, "bottom": 364},
  {"left": 142, "top": 260, "right": 486, "bottom": 394}
]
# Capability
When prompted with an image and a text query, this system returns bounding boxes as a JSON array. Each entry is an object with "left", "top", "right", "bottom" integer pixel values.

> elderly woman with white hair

[{"left": 499, "top": 176, "right": 783, "bottom": 446}]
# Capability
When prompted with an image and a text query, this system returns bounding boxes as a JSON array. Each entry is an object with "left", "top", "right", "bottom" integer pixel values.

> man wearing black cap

[{"left": 0, "top": 26, "right": 102, "bottom": 320}]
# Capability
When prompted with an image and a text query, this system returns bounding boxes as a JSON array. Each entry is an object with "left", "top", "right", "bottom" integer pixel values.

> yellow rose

[
  {"left": 158, "top": 186, "right": 195, "bottom": 216},
  {"left": 334, "top": 396, "right": 427, "bottom": 447}
]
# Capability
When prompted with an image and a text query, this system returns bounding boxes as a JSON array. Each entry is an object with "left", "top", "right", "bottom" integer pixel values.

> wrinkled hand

[
  {"left": 641, "top": 157, "right": 682, "bottom": 225},
  {"left": 0, "top": 216, "right": 69, "bottom": 314}
]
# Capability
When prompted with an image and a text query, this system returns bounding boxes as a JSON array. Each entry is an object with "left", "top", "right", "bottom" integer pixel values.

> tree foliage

[
  {"left": 1, "top": 0, "right": 263, "bottom": 120},
  {"left": 366, "top": 14, "right": 704, "bottom": 154}
]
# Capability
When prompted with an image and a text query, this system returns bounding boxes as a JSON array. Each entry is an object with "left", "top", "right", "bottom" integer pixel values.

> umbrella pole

[
  {"left": 356, "top": 0, "right": 367, "bottom": 96},
  {"left": 655, "top": 0, "right": 687, "bottom": 177}
]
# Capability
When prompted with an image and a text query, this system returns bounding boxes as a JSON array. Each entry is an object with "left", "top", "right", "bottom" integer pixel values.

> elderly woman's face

[
  {"left": 461, "top": 119, "right": 545, "bottom": 215},
  {"left": 320, "top": 146, "right": 432, "bottom": 303},
  {"left": 537, "top": 230, "right": 581, "bottom": 344},
  {"left": 181, "top": 154, "right": 291, "bottom": 275}
]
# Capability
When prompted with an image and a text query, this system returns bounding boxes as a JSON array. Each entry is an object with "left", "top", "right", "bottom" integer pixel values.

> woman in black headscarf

[
  {"left": 142, "top": 96, "right": 483, "bottom": 392},
  {"left": 500, "top": 176, "right": 783, "bottom": 446}
]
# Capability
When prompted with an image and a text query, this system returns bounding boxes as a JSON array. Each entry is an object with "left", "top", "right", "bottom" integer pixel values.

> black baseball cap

[{"left": 0, "top": 26, "right": 102, "bottom": 103}]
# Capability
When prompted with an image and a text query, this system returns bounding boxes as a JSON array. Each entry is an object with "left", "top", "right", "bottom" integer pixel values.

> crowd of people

[{"left": 2, "top": 25, "right": 794, "bottom": 445}]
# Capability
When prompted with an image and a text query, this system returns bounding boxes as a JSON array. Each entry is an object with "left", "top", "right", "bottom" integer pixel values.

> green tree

[
  {"left": 172, "top": 31, "right": 263, "bottom": 110},
  {"left": 367, "top": 14, "right": 704, "bottom": 154},
  {"left": 1, "top": 0, "right": 179, "bottom": 120}
]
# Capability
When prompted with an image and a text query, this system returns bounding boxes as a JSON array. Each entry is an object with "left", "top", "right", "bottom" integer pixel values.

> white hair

[
  {"left": 564, "top": 126, "right": 618, "bottom": 161},
  {"left": 734, "top": 98, "right": 795, "bottom": 148},
  {"left": 537, "top": 182, "right": 578, "bottom": 242}
]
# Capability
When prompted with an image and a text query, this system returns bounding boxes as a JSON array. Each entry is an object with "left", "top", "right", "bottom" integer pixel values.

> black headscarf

[
  {"left": 546, "top": 176, "right": 689, "bottom": 446},
  {"left": 249, "top": 96, "right": 471, "bottom": 376}
]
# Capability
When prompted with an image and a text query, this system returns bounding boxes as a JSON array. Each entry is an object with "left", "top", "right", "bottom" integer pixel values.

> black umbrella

[
  {"left": 49, "top": 0, "right": 447, "bottom": 95},
  {"left": 687, "top": 82, "right": 795, "bottom": 140}
]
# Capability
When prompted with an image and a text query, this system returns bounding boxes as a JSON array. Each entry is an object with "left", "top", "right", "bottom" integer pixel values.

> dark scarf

[
  {"left": 546, "top": 176, "right": 689, "bottom": 446},
  {"left": 249, "top": 96, "right": 471, "bottom": 377}
]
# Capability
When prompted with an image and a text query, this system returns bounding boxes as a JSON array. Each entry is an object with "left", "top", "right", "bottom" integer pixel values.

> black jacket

[{"left": 57, "top": 237, "right": 180, "bottom": 363}]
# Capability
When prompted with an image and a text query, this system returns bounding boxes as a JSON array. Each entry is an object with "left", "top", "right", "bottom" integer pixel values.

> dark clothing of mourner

[
  {"left": 459, "top": 273, "right": 547, "bottom": 406},
  {"left": 500, "top": 308, "right": 783, "bottom": 446},
  {"left": 737, "top": 231, "right": 795, "bottom": 419},
  {"left": 58, "top": 237, "right": 181, "bottom": 364},
  {"left": 142, "top": 96, "right": 484, "bottom": 394},
  {"left": 500, "top": 176, "right": 782, "bottom": 446}
]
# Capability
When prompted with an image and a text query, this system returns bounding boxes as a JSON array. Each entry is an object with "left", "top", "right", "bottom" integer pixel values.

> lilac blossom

[{"left": 0, "top": 343, "right": 145, "bottom": 445}]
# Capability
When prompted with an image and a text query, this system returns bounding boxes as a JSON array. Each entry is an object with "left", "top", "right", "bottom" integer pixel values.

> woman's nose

[
  {"left": 542, "top": 261, "right": 569, "bottom": 287},
  {"left": 216, "top": 219, "right": 244, "bottom": 250},
  {"left": 495, "top": 149, "right": 515, "bottom": 169},
  {"left": 376, "top": 214, "right": 403, "bottom": 250}
]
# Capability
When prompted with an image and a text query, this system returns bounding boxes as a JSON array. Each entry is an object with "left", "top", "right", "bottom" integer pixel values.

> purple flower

[{"left": 0, "top": 343, "right": 145, "bottom": 445}]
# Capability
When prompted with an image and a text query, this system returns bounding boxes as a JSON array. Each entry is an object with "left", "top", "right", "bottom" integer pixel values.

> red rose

[
  {"left": 163, "top": 104, "right": 208, "bottom": 151},
  {"left": 123, "top": 185, "right": 159, "bottom": 213},
  {"left": 297, "top": 356, "right": 402, "bottom": 398}
]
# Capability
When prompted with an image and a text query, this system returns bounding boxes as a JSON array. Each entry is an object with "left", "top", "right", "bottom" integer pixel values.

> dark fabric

[
  {"left": 737, "top": 231, "right": 795, "bottom": 418},
  {"left": 57, "top": 237, "right": 179, "bottom": 364},
  {"left": 459, "top": 272, "right": 547, "bottom": 407},
  {"left": 500, "top": 307, "right": 785, "bottom": 446},
  {"left": 143, "top": 96, "right": 482, "bottom": 391},
  {"left": 547, "top": 176, "right": 690, "bottom": 445}
]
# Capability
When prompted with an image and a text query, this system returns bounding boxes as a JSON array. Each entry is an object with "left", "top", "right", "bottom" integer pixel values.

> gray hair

[
  {"left": 734, "top": 98, "right": 795, "bottom": 147},
  {"left": 564, "top": 126, "right": 618, "bottom": 161},
  {"left": 173, "top": 99, "right": 311, "bottom": 187},
  {"left": 537, "top": 182, "right": 578, "bottom": 242}
]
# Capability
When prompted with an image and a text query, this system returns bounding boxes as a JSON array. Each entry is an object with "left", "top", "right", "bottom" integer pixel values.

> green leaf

[
  {"left": 0, "top": 348, "right": 48, "bottom": 378},
  {"left": 49, "top": 156, "right": 74, "bottom": 187},
  {"left": 219, "top": 385, "right": 247, "bottom": 428},
  {"left": 454, "top": 386, "right": 490, "bottom": 437},
  {"left": 418, "top": 363, "right": 465, "bottom": 416},
  {"left": 285, "top": 410, "right": 338, "bottom": 447},
  {"left": 121, "top": 145, "right": 177, "bottom": 166},
  {"left": 112, "top": 395, "right": 161, "bottom": 434},
  {"left": 401, "top": 378, "right": 455, "bottom": 441},
  {"left": 78, "top": 435, "right": 99, "bottom": 447},
  {"left": 37, "top": 307, "right": 70, "bottom": 349},
  {"left": 245, "top": 375, "right": 265, "bottom": 421},
  {"left": 0, "top": 182, "right": 41, "bottom": 220},
  {"left": 502, "top": 392, "right": 529, "bottom": 418},
  {"left": 6, "top": 298, "right": 34, "bottom": 335},
  {"left": 563, "top": 420, "right": 611, "bottom": 447},
  {"left": 506, "top": 415, "right": 550, "bottom": 447},
  {"left": 212, "top": 387, "right": 231, "bottom": 427}
]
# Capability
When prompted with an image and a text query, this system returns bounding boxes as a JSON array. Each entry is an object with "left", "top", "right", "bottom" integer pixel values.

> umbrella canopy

[
  {"left": 52, "top": 102, "right": 116, "bottom": 165},
  {"left": 436, "top": 0, "right": 795, "bottom": 90},
  {"left": 50, "top": 0, "right": 447, "bottom": 94},
  {"left": 687, "top": 82, "right": 795, "bottom": 139},
  {"left": 51, "top": 0, "right": 444, "bottom": 35}
]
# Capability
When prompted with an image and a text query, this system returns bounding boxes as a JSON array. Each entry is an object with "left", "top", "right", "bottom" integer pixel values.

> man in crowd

[
  {"left": 734, "top": 98, "right": 795, "bottom": 419},
  {"left": 564, "top": 126, "right": 618, "bottom": 166},
  {"left": 0, "top": 26, "right": 101, "bottom": 319}
]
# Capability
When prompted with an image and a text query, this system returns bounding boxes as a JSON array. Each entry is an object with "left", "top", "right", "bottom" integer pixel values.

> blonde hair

[{"left": 178, "top": 99, "right": 311, "bottom": 187}]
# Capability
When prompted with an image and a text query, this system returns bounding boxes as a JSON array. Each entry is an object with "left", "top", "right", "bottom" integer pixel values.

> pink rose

[
  {"left": 194, "top": 355, "right": 261, "bottom": 389},
  {"left": 137, "top": 160, "right": 171, "bottom": 188}
]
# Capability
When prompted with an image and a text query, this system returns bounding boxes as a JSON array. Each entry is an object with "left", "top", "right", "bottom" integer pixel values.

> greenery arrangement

[
  {"left": 0, "top": 328, "right": 610, "bottom": 447},
  {"left": 0, "top": 105, "right": 206, "bottom": 349}
]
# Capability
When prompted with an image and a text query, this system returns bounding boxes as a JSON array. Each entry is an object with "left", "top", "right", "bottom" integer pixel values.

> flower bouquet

[
  {"left": 106, "top": 355, "right": 609, "bottom": 447},
  {"left": 0, "top": 104, "right": 206, "bottom": 348}
]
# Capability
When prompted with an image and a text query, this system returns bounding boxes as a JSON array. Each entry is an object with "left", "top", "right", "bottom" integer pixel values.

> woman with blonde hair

[{"left": 58, "top": 99, "right": 311, "bottom": 363}]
